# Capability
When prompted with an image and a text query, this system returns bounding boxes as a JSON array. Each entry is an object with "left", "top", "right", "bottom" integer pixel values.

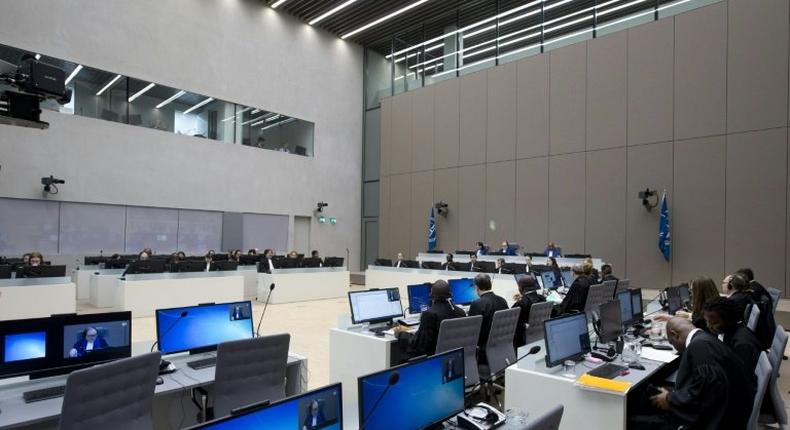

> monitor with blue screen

[
  {"left": 4, "top": 332, "right": 46, "bottom": 362},
  {"left": 448, "top": 278, "right": 478, "bottom": 305},
  {"left": 561, "top": 269, "right": 573, "bottom": 288},
  {"left": 407, "top": 283, "right": 431, "bottom": 314},
  {"left": 543, "top": 312, "right": 591, "bottom": 367},
  {"left": 155, "top": 301, "right": 254, "bottom": 355},
  {"left": 358, "top": 348, "right": 465, "bottom": 430},
  {"left": 348, "top": 288, "right": 403, "bottom": 325},
  {"left": 186, "top": 383, "right": 342, "bottom": 430},
  {"left": 540, "top": 271, "right": 560, "bottom": 290},
  {"left": 616, "top": 290, "right": 634, "bottom": 326}
]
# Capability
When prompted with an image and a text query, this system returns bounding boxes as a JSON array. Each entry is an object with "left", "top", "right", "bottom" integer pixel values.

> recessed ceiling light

[
  {"left": 156, "top": 90, "right": 187, "bottom": 109},
  {"left": 64, "top": 65, "right": 83, "bottom": 86},
  {"left": 183, "top": 97, "right": 215, "bottom": 115},
  {"left": 342, "top": 0, "right": 430, "bottom": 39},
  {"left": 96, "top": 74, "right": 123, "bottom": 96},
  {"left": 271, "top": 0, "right": 289, "bottom": 9},
  {"left": 128, "top": 83, "right": 155, "bottom": 102},
  {"left": 309, "top": 0, "right": 358, "bottom": 25}
]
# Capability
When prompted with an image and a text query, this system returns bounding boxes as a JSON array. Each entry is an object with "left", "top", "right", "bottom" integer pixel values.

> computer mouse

[
  {"left": 156, "top": 376, "right": 164, "bottom": 385},
  {"left": 628, "top": 363, "right": 646, "bottom": 371}
]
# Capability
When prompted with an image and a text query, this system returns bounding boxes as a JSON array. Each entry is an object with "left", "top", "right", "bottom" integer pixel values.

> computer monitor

[
  {"left": 324, "top": 257, "right": 344, "bottom": 268},
  {"left": 543, "top": 313, "right": 592, "bottom": 368},
  {"left": 358, "top": 348, "right": 465, "bottom": 430},
  {"left": 348, "top": 288, "right": 403, "bottom": 325},
  {"left": 210, "top": 261, "right": 238, "bottom": 271},
  {"left": 476, "top": 261, "right": 495, "bottom": 273},
  {"left": 504, "top": 263, "right": 527, "bottom": 275},
  {"left": 300, "top": 257, "right": 322, "bottom": 268},
  {"left": 186, "top": 383, "right": 343, "bottom": 430},
  {"left": 274, "top": 257, "right": 299, "bottom": 269},
  {"left": 171, "top": 260, "right": 207, "bottom": 273},
  {"left": 598, "top": 300, "right": 623, "bottom": 343},
  {"left": 123, "top": 260, "right": 166, "bottom": 276},
  {"left": 60, "top": 312, "right": 132, "bottom": 366},
  {"left": 540, "top": 271, "right": 559, "bottom": 290},
  {"left": 238, "top": 254, "right": 258, "bottom": 266},
  {"left": 104, "top": 258, "right": 130, "bottom": 269},
  {"left": 374, "top": 258, "right": 392, "bottom": 267},
  {"left": 448, "top": 278, "right": 479, "bottom": 306},
  {"left": 155, "top": 301, "right": 254, "bottom": 355},
  {"left": 0, "top": 265, "right": 11, "bottom": 279},
  {"left": 0, "top": 317, "right": 50, "bottom": 379},
  {"left": 401, "top": 260, "right": 419, "bottom": 269},
  {"left": 616, "top": 289, "right": 634, "bottom": 326},
  {"left": 678, "top": 283, "right": 691, "bottom": 307},
  {"left": 561, "top": 269, "right": 574, "bottom": 288},
  {"left": 630, "top": 288, "right": 643, "bottom": 321},
  {"left": 212, "top": 253, "right": 229, "bottom": 261},
  {"left": 421, "top": 261, "right": 442, "bottom": 270},
  {"left": 83, "top": 256, "right": 108, "bottom": 265},
  {"left": 666, "top": 287, "right": 683, "bottom": 315},
  {"left": 16, "top": 265, "right": 67, "bottom": 278},
  {"left": 407, "top": 283, "right": 432, "bottom": 314}
]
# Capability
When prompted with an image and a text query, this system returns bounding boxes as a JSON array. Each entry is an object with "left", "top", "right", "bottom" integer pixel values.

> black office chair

[{"left": 519, "top": 405, "right": 564, "bottom": 430}]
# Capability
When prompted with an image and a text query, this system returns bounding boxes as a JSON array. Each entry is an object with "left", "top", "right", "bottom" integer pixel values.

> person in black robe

[
  {"left": 512, "top": 275, "right": 546, "bottom": 349},
  {"left": 553, "top": 265, "right": 589, "bottom": 316},
  {"left": 633, "top": 317, "right": 756, "bottom": 430},
  {"left": 703, "top": 297, "right": 763, "bottom": 373}
]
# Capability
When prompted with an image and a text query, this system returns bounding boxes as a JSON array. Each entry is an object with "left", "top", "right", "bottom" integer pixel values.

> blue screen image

[
  {"left": 157, "top": 302, "right": 253, "bottom": 354},
  {"left": 541, "top": 271, "right": 559, "bottom": 289},
  {"left": 359, "top": 349, "right": 465, "bottom": 430},
  {"left": 449, "top": 278, "right": 478, "bottom": 305},
  {"left": 4, "top": 332, "right": 46, "bottom": 363},
  {"left": 561, "top": 269, "right": 573, "bottom": 287},
  {"left": 617, "top": 290, "right": 633, "bottom": 323},
  {"left": 407, "top": 283, "right": 431, "bottom": 314},
  {"left": 196, "top": 385, "right": 342, "bottom": 430}
]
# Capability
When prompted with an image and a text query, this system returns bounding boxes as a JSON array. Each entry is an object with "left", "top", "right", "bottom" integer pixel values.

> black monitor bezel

[
  {"left": 210, "top": 260, "right": 238, "bottom": 271},
  {"left": 406, "top": 283, "right": 432, "bottom": 314},
  {"left": 543, "top": 312, "right": 591, "bottom": 368},
  {"left": 357, "top": 348, "right": 465, "bottom": 430},
  {"left": 347, "top": 288, "right": 404, "bottom": 325},
  {"left": 630, "top": 288, "right": 643, "bottom": 320},
  {"left": 666, "top": 286, "right": 683, "bottom": 315},
  {"left": 616, "top": 289, "right": 635, "bottom": 326},
  {"left": 172, "top": 260, "right": 207, "bottom": 273},
  {"left": 154, "top": 301, "right": 254, "bottom": 356},
  {"left": 598, "top": 299, "right": 623, "bottom": 343},
  {"left": 0, "top": 265, "right": 11, "bottom": 279},
  {"left": 123, "top": 259, "right": 167, "bottom": 275},
  {"left": 184, "top": 383, "right": 343, "bottom": 429},
  {"left": 16, "top": 265, "right": 67, "bottom": 278}
]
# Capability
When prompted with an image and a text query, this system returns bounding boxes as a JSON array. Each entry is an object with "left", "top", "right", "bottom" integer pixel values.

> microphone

[
  {"left": 256, "top": 283, "right": 275, "bottom": 337},
  {"left": 465, "top": 346, "right": 541, "bottom": 397},
  {"left": 360, "top": 371, "right": 400, "bottom": 430},
  {"left": 151, "top": 310, "right": 188, "bottom": 372}
]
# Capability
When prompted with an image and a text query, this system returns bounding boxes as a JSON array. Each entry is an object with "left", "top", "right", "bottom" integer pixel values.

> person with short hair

[
  {"left": 734, "top": 267, "right": 776, "bottom": 349},
  {"left": 469, "top": 274, "right": 508, "bottom": 363},
  {"left": 494, "top": 257, "right": 508, "bottom": 274},
  {"left": 22, "top": 253, "right": 31, "bottom": 265},
  {"left": 512, "top": 275, "right": 547, "bottom": 349},
  {"left": 261, "top": 248, "right": 275, "bottom": 273},
  {"left": 248, "top": 248, "right": 258, "bottom": 256},
  {"left": 583, "top": 258, "right": 599, "bottom": 284},
  {"left": 703, "top": 297, "right": 762, "bottom": 373},
  {"left": 394, "top": 252, "right": 407, "bottom": 268},
  {"left": 302, "top": 399, "right": 326, "bottom": 430},
  {"left": 68, "top": 326, "right": 109, "bottom": 358},
  {"left": 600, "top": 264, "right": 617, "bottom": 282},
  {"left": 544, "top": 242, "right": 561, "bottom": 257},
  {"left": 499, "top": 241, "right": 515, "bottom": 256},
  {"left": 230, "top": 249, "right": 242, "bottom": 263},
  {"left": 468, "top": 254, "right": 481, "bottom": 272},
  {"left": 393, "top": 280, "right": 466, "bottom": 359},
  {"left": 476, "top": 241, "right": 488, "bottom": 257},
  {"left": 441, "top": 253, "right": 454, "bottom": 271},
  {"left": 137, "top": 250, "right": 150, "bottom": 261},
  {"left": 554, "top": 265, "right": 590, "bottom": 316}
]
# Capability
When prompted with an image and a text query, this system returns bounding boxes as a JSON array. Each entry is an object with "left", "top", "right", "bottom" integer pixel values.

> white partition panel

[
  {"left": 0, "top": 198, "right": 59, "bottom": 254},
  {"left": 177, "top": 209, "right": 222, "bottom": 253},
  {"left": 60, "top": 202, "right": 125, "bottom": 254},
  {"left": 125, "top": 206, "right": 178, "bottom": 253}
]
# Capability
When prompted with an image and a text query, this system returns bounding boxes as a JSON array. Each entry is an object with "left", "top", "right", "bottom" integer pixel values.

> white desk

[
  {"left": 258, "top": 267, "right": 349, "bottom": 304},
  {"left": 88, "top": 269, "right": 126, "bottom": 308},
  {"left": 0, "top": 278, "right": 76, "bottom": 321},
  {"left": 236, "top": 265, "right": 260, "bottom": 299},
  {"left": 115, "top": 272, "right": 245, "bottom": 317},
  {"left": 70, "top": 265, "right": 101, "bottom": 301},
  {"left": 416, "top": 253, "right": 604, "bottom": 269},
  {"left": 504, "top": 342, "right": 676, "bottom": 430},
  {"left": 0, "top": 341, "right": 308, "bottom": 430}
]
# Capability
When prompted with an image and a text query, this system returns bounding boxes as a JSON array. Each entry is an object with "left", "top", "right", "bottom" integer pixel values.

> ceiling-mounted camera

[
  {"left": 0, "top": 54, "right": 72, "bottom": 130},
  {"left": 41, "top": 175, "right": 65, "bottom": 194},
  {"left": 316, "top": 202, "right": 329, "bottom": 212}
]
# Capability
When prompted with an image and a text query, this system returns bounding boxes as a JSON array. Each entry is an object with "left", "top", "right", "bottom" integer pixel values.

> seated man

[
  {"left": 475, "top": 241, "right": 488, "bottom": 257},
  {"left": 468, "top": 274, "right": 508, "bottom": 363},
  {"left": 703, "top": 297, "right": 762, "bottom": 372},
  {"left": 393, "top": 252, "right": 407, "bottom": 268},
  {"left": 494, "top": 258, "right": 509, "bottom": 274},
  {"left": 600, "top": 264, "right": 618, "bottom": 282},
  {"left": 302, "top": 399, "right": 325, "bottom": 430},
  {"left": 553, "top": 265, "right": 590, "bottom": 316},
  {"left": 544, "top": 242, "right": 561, "bottom": 257},
  {"left": 69, "top": 327, "right": 109, "bottom": 357},
  {"left": 735, "top": 267, "right": 776, "bottom": 350},
  {"left": 392, "top": 280, "right": 466, "bottom": 360},
  {"left": 499, "top": 241, "right": 516, "bottom": 256},
  {"left": 631, "top": 317, "right": 755, "bottom": 430},
  {"left": 441, "top": 253, "right": 454, "bottom": 271},
  {"left": 512, "top": 275, "right": 546, "bottom": 349},
  {"left": 468, "top": 254, "right": 482, "bottom": 272}
]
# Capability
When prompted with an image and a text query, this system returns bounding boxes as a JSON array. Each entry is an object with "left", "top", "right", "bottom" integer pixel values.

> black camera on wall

[{"left": 41, "top": 175, "right": 65, "bottom": 194}]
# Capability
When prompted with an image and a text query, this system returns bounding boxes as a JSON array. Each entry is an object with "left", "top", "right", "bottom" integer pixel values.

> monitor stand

[{"left": 367, "top": 321, "right": 392, "bottom": 337}]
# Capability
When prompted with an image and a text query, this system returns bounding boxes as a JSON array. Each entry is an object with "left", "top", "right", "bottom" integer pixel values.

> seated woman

[{"left": 512, "top": 275, "right": 547, "bottom": 349}]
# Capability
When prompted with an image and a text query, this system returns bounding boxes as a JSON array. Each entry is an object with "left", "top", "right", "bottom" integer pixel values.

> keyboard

[
  {"left": 397, "top": 316, "right": 420, "bottom": 326},
  {"left": 587, "top": 363, "right": 628, "bottom": 380},
  {"left": 23, "top": 385, "right": 66, "bottom": 403},
  {"left": 186, "top": 357, "right": 217, "bottom": 370}
]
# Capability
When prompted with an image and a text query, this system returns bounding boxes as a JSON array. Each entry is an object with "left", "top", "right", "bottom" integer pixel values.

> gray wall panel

[
  {"left": 390, "top": 94, "right": 413, "bottom": 174},
  {"left": 587, "top": 32, "right": 627, "bottom": 150},
  {"left": 548, "top": 153, "right": 586, "bottom": 253},
  {"left": 411, "top": 86, "right": 436, "bottom": 172},
  {"left": 517, "top": 54, "right": 550, "bottom": 159},
  {"left": 388, "top": 173, "right": 412, "bottom": 257},
  {"left": 626, "top": 142, "right": 673, "bottom": 289},
  {"left": 586, "top": 148, "right": 627, "bottom": 272},
  {"left": 434, "top": 79, "right": 460, "bottom": 169},
  {"left": 486, "top": 63, "right": 518, "bottom": 163},
  {"left": 433, "top": 168, "right": 460, "bottom": 254},
  {"left": 725, "top": 128, "right": 788, "bottom": 292},
  {"left": 409, "top": 171, "right": 434, "bottom": 257},
  {"left": 550, "top": 43, "right": 587, "bottom": 155},
  {"left": 672, "top": 136, "right": 726, "bottom": 284},
  {"left": 378, "top": 175, "right": 391, "bottom": 259},
  {"left": 727, "top": 0, "right": 789, "bottom": 133},
  {"left": 380, "top": 99, "right": 393, "bottom": 176},
  {"left": 484, "top": 161, "right": 516, "bottom": 245},
  {"left": 459, "top": 72, "right": 488, "bottom": 165},
  {"left": 458, "top": 165, "right": 487, "bottom": 250},
  {"left": 674, "top": 2, "right": 727, "bottom": 140},
  {"left": 628, "top": 19, "right": 674, "bottom": 146},
  {"left": 516, "top": 158, "right": 549, "bottom": 253}
]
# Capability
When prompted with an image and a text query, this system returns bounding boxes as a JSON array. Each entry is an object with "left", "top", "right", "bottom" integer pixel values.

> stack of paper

[{"left": 641, "top": 347, "right": 678, "bottom": 363}]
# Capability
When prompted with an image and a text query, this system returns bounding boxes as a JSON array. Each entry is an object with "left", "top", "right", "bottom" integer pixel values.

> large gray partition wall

[
  {"left": 0, "top": 0, "right": 363, "bottom": 269},
  {"left": 378, "top": 0, "right": 790, "bottom": 294}
]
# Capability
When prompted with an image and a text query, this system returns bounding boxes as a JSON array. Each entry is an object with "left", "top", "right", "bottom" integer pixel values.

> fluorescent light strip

[
  {"left": 241, "top": 115, "right": 266, "bottom": 126},
  {"left": 265, "top": 114, "right": 281, "bottom": 122},
  {"left": 96, "top": 74, "right": 122, "bottom": 96},
  {"left": 64, "top": 65, "right": 83, "bottom": 86},
  {"left": 597, "top": 0, "right": 649, "bottom": 17},
  {"left": 271, "top": 0, "right": 289, "bottom": 9},
  {"left": 342, "top": 0, "right": 430, "bottom": 39},
  {"left": 262, "top": 118, "right": 295, "bottom": 131},
  {"left": 156, "top": 90, "right": 186, "bottom": 109},
  {"left": 183, "top": 97, "right": 214, "bottom": 114},
  {"left": 223, "top": 107, "right": 253, "bottom": 122},
  {"left": 309, "top": 0, "right": 358, "bottom": 25},
  {"left": 128, "top": 83, "right": 155, "bottom": 102},
  {"left": 396, "top": 62, "right": 444, "bottom": 81},
  {"left": 250, "top": 120, "right": 265, "bottom": 127}
]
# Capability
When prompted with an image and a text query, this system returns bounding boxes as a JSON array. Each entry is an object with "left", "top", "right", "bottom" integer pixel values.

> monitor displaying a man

[{"left": 63, "top": 320, "right": 130, "bottom": 359}]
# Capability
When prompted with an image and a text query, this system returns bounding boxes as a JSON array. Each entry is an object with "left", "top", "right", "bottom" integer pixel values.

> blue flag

[
  {"left": 428, "top": 207, "right": 437, "bottom": 251},
  {"left": 658, "top": 191, "right": 671, "bottom": 261}
]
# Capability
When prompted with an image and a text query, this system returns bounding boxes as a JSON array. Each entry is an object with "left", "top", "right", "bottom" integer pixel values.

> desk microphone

[
  {"left": 360, "top": 371, "right": 399, "bottom": 430},
  {"left": 256, "top": 283, "right": 275, "bottom": 337},
  {"left": 465, "top": 346, "right": 541, "bottom": 397},
  {"left": 151, "top": 310, "right": 188, "bottom": 372}
]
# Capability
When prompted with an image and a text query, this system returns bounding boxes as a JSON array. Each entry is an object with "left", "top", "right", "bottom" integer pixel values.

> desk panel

[
  {"left": 116, "top": 273, "right": 244, "bottom": 317},
  {"left": 259, "top": 268, "right": 349, "bottom": 304},
  {"left": 0, "top": 278, "right": 76, "bottom": 321}
]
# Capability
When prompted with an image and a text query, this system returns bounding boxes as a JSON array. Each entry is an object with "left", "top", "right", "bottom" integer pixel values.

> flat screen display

[
  {"left": 544, "top": 313, "right": 591, "bottom": 367},
  {"left": 348, "top": 289, "right": 403, "bottom": 324},
  {"left": 4, "top": 332, "right": 46, "bottom": 363},
  {"left": 448, "top": 278, "right": 478, "bottom": 306},
  {"left": 63, "top": 320, "right": 130, "bottom": 359},
  {"left": 156, "top": 301, "right": 254, "bottom": 355},
  {"left": 616, "top": 290, "right": 634, "bottom": 325},
  {"left": 407, "top": 283, "right": 431, "bottom": 314}
]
